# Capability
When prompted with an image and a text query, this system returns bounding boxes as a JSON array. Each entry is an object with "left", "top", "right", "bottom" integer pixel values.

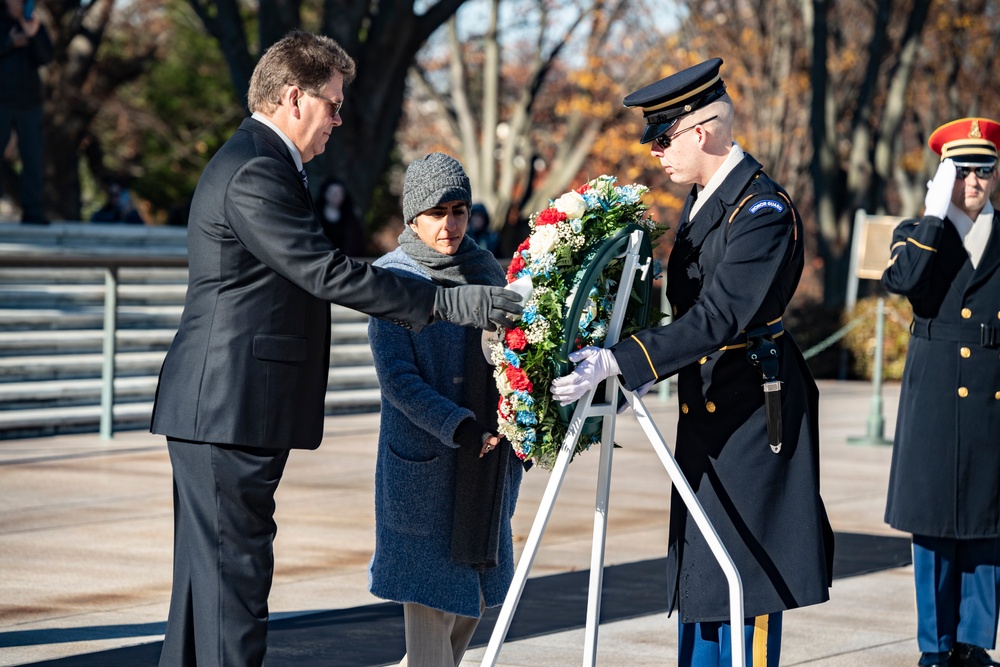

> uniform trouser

[
  {"left": 0, "top": 106, "right": 45, "bottom": 221},
  {"left": 913, "top": 533, "right": 1000, "bottom": 653},
  {"left": 158, "top": 439, "right": 289, "bottom": 667},
  {"left": 399, "top": 601, "right": 482, "bottom": 667},
  {"left": 678, "top": 612, "right": 782, "bottom": 667}
]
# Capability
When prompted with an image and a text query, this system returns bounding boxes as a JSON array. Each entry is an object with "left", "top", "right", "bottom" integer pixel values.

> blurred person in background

[
  {"left": 0, "top": 0, "right": 51, "bottom": 223},
  {"left": 315, "top": 176, "right": 368, "bottom": 255}
]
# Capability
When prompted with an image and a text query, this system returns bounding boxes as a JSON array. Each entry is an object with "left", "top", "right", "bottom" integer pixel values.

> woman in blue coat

[
  {"left": 882, "top": 118, "right": 1000, "bottom": 667},
  {"left": 368, "top": 153, "right": 523, "bottom": 667}
]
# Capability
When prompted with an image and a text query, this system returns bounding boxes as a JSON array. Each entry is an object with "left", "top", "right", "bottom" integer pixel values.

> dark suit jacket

[{"left": 151, "top": 118, "right": 437, "bottom": 450}]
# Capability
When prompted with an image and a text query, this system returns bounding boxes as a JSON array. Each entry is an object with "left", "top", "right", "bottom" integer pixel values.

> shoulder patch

[{"left": 749, "top": 199, "right": 785, "bottom": 215}]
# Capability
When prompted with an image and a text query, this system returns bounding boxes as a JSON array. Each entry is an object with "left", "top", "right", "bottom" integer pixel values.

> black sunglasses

[
  {"left": 955, "top": 164, "right": 997, "bottom": 179},
  {"left": 654, "top": 114, "right": 719, "bottom": 149}
]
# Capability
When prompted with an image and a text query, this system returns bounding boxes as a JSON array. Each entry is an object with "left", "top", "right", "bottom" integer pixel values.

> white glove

[
  {"left": 924, "top": 159, "right": 956, "bottom": 219},
  {"left": 617, "top": 379, "right": 655, "bottom": 414},
  {"left": 550, "top": 346, "right": 621, "bottom": 406}
]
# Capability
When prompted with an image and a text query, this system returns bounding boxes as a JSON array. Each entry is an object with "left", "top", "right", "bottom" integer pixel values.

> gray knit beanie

[{"left": 402, "top": 152, "right": 472, "bottom": 225}]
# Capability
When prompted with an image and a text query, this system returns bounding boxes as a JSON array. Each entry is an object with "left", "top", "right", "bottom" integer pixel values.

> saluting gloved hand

[
  {"left": 550, "top": 346, "right": 621, "bottom": 406},
  {"left": 924, "top": 158, "right": 957, "bottom": 220},
  {"left": 433, "top": 285, "right": 523, "bottom": 331}
]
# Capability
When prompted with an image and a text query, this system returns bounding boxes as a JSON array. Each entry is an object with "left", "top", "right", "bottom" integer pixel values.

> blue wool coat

[{"left": 367, "top": 248, "right": 523, "bottom": 618}]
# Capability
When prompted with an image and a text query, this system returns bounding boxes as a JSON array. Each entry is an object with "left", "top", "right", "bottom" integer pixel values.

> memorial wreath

[{"left": 489, "top": 175, "right": 665, "bottom": 470}]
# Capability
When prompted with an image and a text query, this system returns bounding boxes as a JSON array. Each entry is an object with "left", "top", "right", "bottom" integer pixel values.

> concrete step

[
  {"left": 0, "top": 306, "right": 184, "bottom": 331},
  {"left": 0, "top": 329, "right": 177, "bottom": 355},
  {"left": 0, "top": 387, "right": 383, "bottom": 439},
  {"left": 0, "top": 266, "right": 189, "bottom": 284},
  {"left": 0, "top": 347, "right": 376, "bottom": 383},
  {"left": 0, "top": 322, "right": 370, "bottom": 355},
  {"left": 0, "top": 366, "right": 378, "bottom": 408},
  {"left": 0, "top": 284, "right": 188, "bottom": 307}
]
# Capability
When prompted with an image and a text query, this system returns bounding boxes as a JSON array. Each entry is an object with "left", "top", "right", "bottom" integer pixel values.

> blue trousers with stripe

[
  {"left": 913, "top": 534, "right": 1000, "bottom": 653},
  {"left": 678, "top": 613, "right": 782, "bottom": 667}
]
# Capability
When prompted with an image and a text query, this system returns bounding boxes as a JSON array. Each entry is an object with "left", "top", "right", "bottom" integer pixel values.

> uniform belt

[
  {"left": 911, "top": 316, "right": 999, "bottom": 349},
  {"left": 720, "top": 318, "right": 784, "bottom": 351}
]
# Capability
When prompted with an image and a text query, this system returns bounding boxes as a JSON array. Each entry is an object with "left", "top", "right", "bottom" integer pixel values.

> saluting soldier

[
  {"left": 882, "top": 118, "right": 1000, "bottom": 667},
  {"left": 550, "top": 58, "right": 834, "bottom": 667}
]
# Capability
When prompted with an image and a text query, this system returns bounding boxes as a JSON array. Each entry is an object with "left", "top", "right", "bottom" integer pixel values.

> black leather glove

[{"left": 433, "top": 285, "right": 523, "bottom": 331}]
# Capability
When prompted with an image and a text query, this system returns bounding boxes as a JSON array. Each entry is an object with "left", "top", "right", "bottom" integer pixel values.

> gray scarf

[{"left": 398, "top": 225, "right": 505, "bottom": 287}]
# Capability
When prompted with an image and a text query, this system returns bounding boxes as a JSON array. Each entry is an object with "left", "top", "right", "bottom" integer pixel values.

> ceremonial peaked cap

[
  {"left": 623, "top": 58, "right": 727, "bottom": 145},
  {"left": 928, "top": 117, "right": 1000, "bottom": 165}
]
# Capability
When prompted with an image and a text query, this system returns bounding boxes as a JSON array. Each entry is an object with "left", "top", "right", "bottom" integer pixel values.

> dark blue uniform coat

[
  {"left": 613, "top": 153, "right": 834, "bottom": 623},
  {"left": 882, "top": 212, "right": 1000, "bottom": 539}
]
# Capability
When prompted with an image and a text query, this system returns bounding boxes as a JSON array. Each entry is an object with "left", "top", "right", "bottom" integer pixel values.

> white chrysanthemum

[
  {"left": 530, "top": 224, "right": 561, "bottom": 255},
  {"left": 553, "top": 191, "right": 587, "bottom": 219},
  {"left": 495, "top": 370, "right": 514, "bottom": 396}
]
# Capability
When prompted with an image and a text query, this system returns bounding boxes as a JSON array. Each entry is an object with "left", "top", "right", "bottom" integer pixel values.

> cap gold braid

[{"left": 641, "top": 74, "right": 722, "bottom": 114}]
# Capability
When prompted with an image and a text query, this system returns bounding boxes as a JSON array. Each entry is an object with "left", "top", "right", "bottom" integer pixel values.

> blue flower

[
  {"left": 516, "top": 410, "right": 538, "bottom": 426},
  {"left": 513, "top": 390, "right": 534, "bottom": 406},
  {"left": 503, "top": 349, "right": 521, "bottom": 367},
  {"left": 582, "top": 191, "right": 602, "bottom": 209},
  {"left": 522, "top": 305, "right": 538, "bottom": 324}
]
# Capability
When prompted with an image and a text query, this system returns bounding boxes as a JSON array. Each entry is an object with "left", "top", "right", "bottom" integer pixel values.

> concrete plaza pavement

[{"left": 1, "top": 379, "right": 997, "bottom": 666}]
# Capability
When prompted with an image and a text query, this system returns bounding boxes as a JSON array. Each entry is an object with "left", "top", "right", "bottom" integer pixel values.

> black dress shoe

[
  {"left": 951, "top": 643, "right": 1000, "bottom": 667},
  {"left": 919, "top": 651, "right": 950, "bottom": 666}
]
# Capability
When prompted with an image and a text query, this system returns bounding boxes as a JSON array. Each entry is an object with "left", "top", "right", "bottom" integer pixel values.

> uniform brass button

[
  {"left": 673, "top": 306, "right": 679, "bottom": 317},
  {"left": 995, "top": 391, "right": 1000, "bottom": 400},
  {"left": 961, "top": 347, "right": 971, "bottom": 358},
  {"left": 958, "top": 387, "right": 969, "bottom": 398},
  {"left": 961, "top": 308, "right": 972, "bottom": 319},
  {"left": 699, "top": 356, "right": 708, "bottom": 365},
  {"left": 680, "top": 403, "right": 689, "bottom": 414},
  {"left": 705, "top": 401, "right": 716, "bottom": 413},
  {"left": 997, "top": 311, "right": 1000, "bottom": 320}
]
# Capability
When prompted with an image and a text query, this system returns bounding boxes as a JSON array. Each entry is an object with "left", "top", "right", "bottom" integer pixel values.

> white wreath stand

[{"left": 480, "top": 230, "right": 745, "bottom": 667}]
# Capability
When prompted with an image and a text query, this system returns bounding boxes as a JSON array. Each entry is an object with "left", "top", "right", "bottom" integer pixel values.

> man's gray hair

[{"left": 248, "top": 31, "right": 356, "bottom": 114}]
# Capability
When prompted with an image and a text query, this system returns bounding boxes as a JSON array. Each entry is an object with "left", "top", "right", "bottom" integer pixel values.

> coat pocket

[
  {"left": 380, "top": 446, "right": 447, "bottom": 537},
  {"left": 252, "top": 334, "right": 308, "bottom": 362}
]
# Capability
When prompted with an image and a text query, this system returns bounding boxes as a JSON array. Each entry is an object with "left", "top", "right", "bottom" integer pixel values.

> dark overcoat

[
  {"left": 151, "top": 118, "right": 437, "bottom": 450},
  {"left": 881, "top": 212, "right": 1000, "bottom": 539},
  {"left": 613, "top": 153, "right": 835, "bottom": 623}
]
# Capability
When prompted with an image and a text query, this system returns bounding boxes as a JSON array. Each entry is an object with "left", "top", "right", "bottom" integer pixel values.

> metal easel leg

[
  {"left": 582, "top": 379, "right": 620, "bottom": 666},
  {"left": 479, "top": 390, "right": 599, "bottom": 667},
  {"left": 623, "top": 389, "right": 745, "bottom": 667}
]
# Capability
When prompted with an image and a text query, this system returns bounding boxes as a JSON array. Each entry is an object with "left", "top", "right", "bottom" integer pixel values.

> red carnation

[
  {"left": 516, "top": 238, "right": 531, "bottom": 254},
  {"left": 506, "top": 365, "right": 534, "bottom": 393},
  {"left": 535, "top": 208, "right": 567, "bottom": 226},
  {"left": 576, "top": 184, "right": 591, "bottom": 194},
  {"left": 505, "top": 327, "right": 528, "bottom": 351},
  {"left": 506, "top": 254, "right": 526, "bottom": 280}
]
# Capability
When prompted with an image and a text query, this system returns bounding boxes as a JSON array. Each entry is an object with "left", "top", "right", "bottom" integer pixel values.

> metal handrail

[{"left": 1, "top": 251, "right": 188, "bottom": 438}]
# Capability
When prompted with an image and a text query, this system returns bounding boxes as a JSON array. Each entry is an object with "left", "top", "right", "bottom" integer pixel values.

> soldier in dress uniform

[
  {"left": 550, "top": 58, "right": 834, "bottom": 667},
  {"left": 882, "top": 118, "right": 1000, "bottom": 667}
]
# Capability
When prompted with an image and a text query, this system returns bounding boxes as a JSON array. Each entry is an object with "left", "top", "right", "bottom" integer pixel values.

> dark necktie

[{"left": 299, "top": 168, "right": 308, "bottom": 189}]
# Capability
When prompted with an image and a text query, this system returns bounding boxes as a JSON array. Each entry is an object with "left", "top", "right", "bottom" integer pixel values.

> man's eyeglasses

[
  {"left": 955, "top": 164, "right": 996, "bottom": 179},
  {"left": 307, "top": 91, "right": 343, "bottom": 117},
  {"left": 654, "top": 114, "right": 719, "bottom": 149}
]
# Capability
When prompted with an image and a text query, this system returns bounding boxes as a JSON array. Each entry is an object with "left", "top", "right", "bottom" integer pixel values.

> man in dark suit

[
  {"left": 550, "top": 58, "right": 833, "bottom": 667},
  {"left": 150, "top": 31, "right": 522, "bottom": 667},
  {"left": 882, "top": 118, "right": 1000, "bottom": 667}
]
